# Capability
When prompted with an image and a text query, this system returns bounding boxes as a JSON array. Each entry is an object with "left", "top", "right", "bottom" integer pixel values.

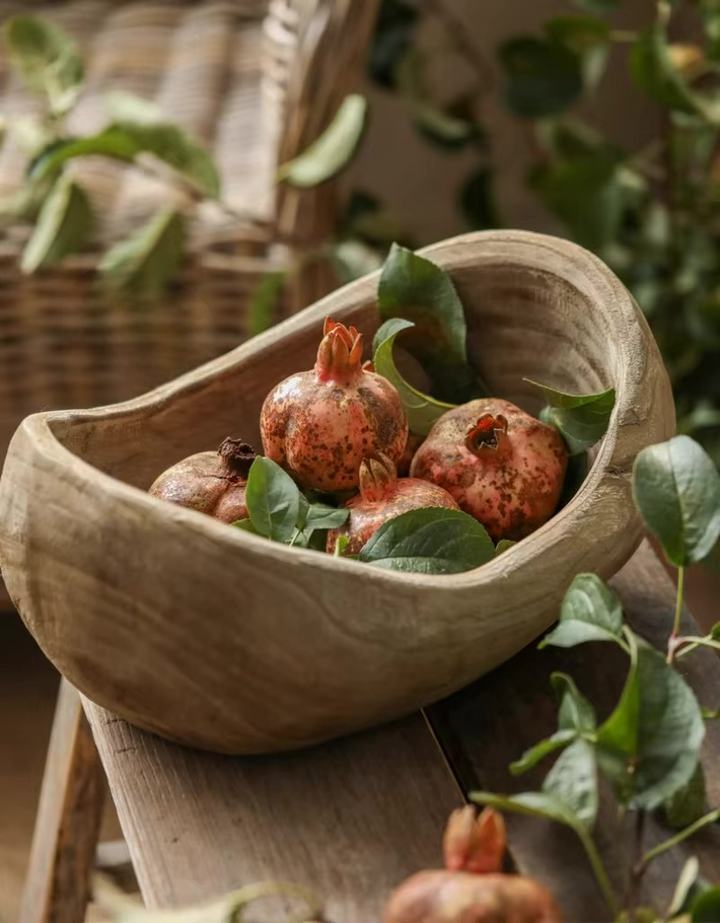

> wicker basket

[{"left": 0, "top": 0, "right": 379, "bottom": 454}]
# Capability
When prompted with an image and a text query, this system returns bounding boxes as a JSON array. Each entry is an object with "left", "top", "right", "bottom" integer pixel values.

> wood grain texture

[
  {"left": 429, "top": 541, "right": 720, "bottom": 923},
  {"left": 19, "top": 680, "right": 105, "bottom": 923},
  {"left": 0, "top": 231, "right": 676, "bottom": 753},
  {"left": 82, "top": 703, "right": 462, "bottom": 918}
]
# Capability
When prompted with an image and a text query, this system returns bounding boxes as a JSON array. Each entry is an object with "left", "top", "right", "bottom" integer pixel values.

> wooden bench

[{"left": 18, "top": 543, "right": 720, "bottom": 923}]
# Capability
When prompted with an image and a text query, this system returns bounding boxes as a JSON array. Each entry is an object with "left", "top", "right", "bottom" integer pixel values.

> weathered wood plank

[
  {"left": 429, "top": 541, "right": 720, "bottom": 923},
  {"left": 82, "top": 705, "right": 463, "bottom": 919},
  {"left": 19, "top": 680, "right": 105, "bottom": 923}
]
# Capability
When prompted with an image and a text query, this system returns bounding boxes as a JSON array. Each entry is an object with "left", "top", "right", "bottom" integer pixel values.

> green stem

[
  {"left": 640, "top": 809, "right": 720, "bottom": 866},
  {"left": 577, "top": 827, "right": 620, "bottom": 919},
  {"left": 667, "top": 566, "right": 685, "bottom": 664},
  {"left": 675, "top": 636, "right": 720, "bottom": 658}
]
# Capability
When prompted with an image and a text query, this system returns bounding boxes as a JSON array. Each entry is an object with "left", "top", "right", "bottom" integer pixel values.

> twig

[
  {"left": 639, "top": 808, "right": 720, "bottom": 867},
  {"left": 667, "top": 566, "right": 685, "bottom": 664},
  {"left": 577, "top": 826, "right": 621, "bottom": 920},
  {"left": 625, "top": 812, "right": 647, "bottom": 923}
]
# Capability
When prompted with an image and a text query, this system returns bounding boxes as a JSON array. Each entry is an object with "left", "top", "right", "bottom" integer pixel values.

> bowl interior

[{"left": 51, "top": 255, "right": 617, "bottom": 491}]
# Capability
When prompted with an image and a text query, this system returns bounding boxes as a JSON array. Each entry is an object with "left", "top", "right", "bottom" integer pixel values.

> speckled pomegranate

[
  {"left": 149, "top": 437, "right": 256, "bottom": 523},
  {"left": 327, "top": 453, "right": 459, "bottom": 554},
  {"left": 384, "top": 807, "right": 562, "bottom": 923},
  {"left": 260, "top": 318, "right": 408, "bottom": 494},
  {"left": 410, "top": 399, "right": 568, "bottom": 542}
]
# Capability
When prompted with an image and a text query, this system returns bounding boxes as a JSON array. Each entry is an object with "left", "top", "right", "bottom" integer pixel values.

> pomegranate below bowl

[{"left": 0, "top": 231, "right": 675, "bottom": 754}]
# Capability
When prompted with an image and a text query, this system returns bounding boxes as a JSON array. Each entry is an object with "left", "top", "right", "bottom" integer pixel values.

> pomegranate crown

[
  {"left": 217, "top": 437, "right": 256, "bottom": 481},
  {"left": 358, "top": 453, "right": 396, "bottom": 501},
  {"left": 443, "top": 805, "right": 506, "bottom": 875},
  {"left": 465, "top": 413, "right": 509, "bottom": 457},
  {"left": 315, "top": 317, "right": 365, "bottom": 382}
]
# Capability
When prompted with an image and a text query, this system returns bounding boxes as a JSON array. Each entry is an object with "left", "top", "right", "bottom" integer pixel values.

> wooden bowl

[{"left": 0, "top": 232, "right": 674, "bottom": 754}]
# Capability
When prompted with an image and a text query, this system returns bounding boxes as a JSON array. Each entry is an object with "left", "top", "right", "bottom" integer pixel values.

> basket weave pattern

[{"left": 0, "top": 0, "right": 378, "bottom": 451}]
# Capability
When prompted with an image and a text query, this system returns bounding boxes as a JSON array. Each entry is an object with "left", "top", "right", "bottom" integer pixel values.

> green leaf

[
  {"left": 460, "top": 168, "right": 501, "bottom": 230},
  {"left": 21, "top": 175, "right": 92, "bottom": 273},
  {"left": 377, "top": 243, "right": 484, "bottom": 403},
  {"left": 498, "top": 37, "right": 583, "bottom": 119},
  {"left": 304, "top": 504, "right": 349, "bottom": 531},
  {"left": 596, "top": 635, "right": 706, "bottom": 810},
  {"left": 397, "top": 52, "right": 481, "bottom": 151},
  {"left": 471, "top": 791, "right": 582, "bottom": 831},
  {"left": 633, "top": 437, "right": 720, "bottom": 567},
  {"left": 526, "top": 379, "right": 615, "bottom": 454},
  {"left": 5, "top": 14, "right": 83, "bottom": 115},
  {"left": 495, "top": 539, "right": 517, "bottom": 556},
  {"left": 540, "top": 573, "right": 625, "bottom": 649},
  {"left": 29, "top": 129, "right": 141, "bottom": 180},
  {"left": 544, "top": 15, "right": 610, "bottom": 90},
  {"left": 528, "top": 150, "right": 625, "bottom": 251},
  {"left": 333, "top": 240, "right": 384, "bottom": 284},
  {"left": 630, "top": 24, "right": 711, "bottom": 119},
  {"left": 277, "top": 94, "right": 367, "bottom": 188},
  {"left": 30, "top": 123, "right": 220, "bottom": 198},
  {"left": 233, "top": 518, "right": 259, "bottom": 535},
  {"left": 511, "top": 672, "right": 595, "bottom": 774},
  {"left": 359, "top": 507, "right": 495, "bottom": 575},
  {"left": 373, "top": 319, "right": 456, "bottom": 437},
  {"left": 248, "top": 272, "right": 285, "bottom": 338},
  {"left": 553, "top": 672, "right": 597, "bottom": 732},
  {"left": 99, "top": 208, "right": 185, "bottom": 300},
  {"left": 667, "top": 857, "right": 700, "bottom": 920},
  {"left": 510, "top": 729, "right": 577, "bottom": 775},
  {"left": 543, "top": 738, "right": 598, "bottom": 829},
  {"left": 663, "top": 762, "right": 707, "bottom": 830},
  {"left": 692, "top": 888, "right": 720, "bottom": 923},
  {"left": 104, "top": 89, "right": 163, "bottom": 125},
  {"left": 366, "top": 0, "right": 418, "bottom": 90},
  {"left": 245, "top": 457, "right": 301, "bottom": 544},
  {"left": 333, "top": 534, "right": 350, "bottom": 557}
]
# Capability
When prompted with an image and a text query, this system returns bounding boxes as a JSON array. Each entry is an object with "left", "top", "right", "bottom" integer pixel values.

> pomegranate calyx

[
  {"left": 358, "top": 453, "right": 396, "bottom": 502},
  {"left": 443, "top": 805, "right": 506, "bottom": 875},
  {"left": 464, "top": 413, "right": 509, "bottom": 457},
  {"left": 217, "top": 437, "right": 256, "bottom": 481},
  {"left": 315, "top": 316, "right": 364, "bottom": 383}
]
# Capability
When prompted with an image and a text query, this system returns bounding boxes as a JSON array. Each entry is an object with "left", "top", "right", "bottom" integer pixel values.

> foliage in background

[
  {"left": 475, "top": 432, "right": 720, "bottom": 923},
  {"left": 367, "top": 0, "right": 720, "bottom": 467},
  {"left": 0, "top": 15, "right": 222, "bottom": 299}
]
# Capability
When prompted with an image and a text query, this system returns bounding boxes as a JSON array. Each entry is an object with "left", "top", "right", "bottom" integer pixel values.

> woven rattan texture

[{"left": 0, "top": 0, "right": 377, "bottom": 457}]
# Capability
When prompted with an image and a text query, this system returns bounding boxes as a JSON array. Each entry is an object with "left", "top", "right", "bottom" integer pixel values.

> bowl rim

[{"left": 9, "top": 230, "right": 673, "bottom": 591}]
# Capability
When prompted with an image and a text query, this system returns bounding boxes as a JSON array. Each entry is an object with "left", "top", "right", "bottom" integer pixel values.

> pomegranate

[
  {"left": 326, "top": 453, "right": 459, "bottom": 555},
  {"left": 149, "top": 437, "right": 256, "bottom": 524},
  {"left": 410, "top": 399, "right": 568, "bottom": 542},
  {"left": 384, "top": 808, "right": 562, "bottom": 923},
  {"left": 383, "top": 869, "right": 562, "bottom": 923},
  {"left": 443, "top": 806, "right": 506, "bottom": 875},
  {"left": 260, "top": 318, "right": 408, "bottom": 493}
]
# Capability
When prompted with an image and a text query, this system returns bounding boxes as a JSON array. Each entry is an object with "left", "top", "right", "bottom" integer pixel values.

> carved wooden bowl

[{"left": 0, "top": 231, "right": 675, "bottom": 754}]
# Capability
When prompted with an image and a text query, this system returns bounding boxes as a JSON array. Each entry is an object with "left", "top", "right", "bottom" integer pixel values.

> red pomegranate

[
  {"left": 384, "top": 808, "right": 562, "bottom": 923},
  {"left": 149, "top": 437, "right": 256, "bottom": 524},
  {"left": 410, "top": 399, "right": 568, "bottom": 542},
  {"left": 383, "top": 869, "right": 562, "bottom": 923},
  {"left": 443, "top": 806, "right": 506, "bottom": 875},
  {"left": 260, "top": 318, "right": 408, "bottom": 494},
  {"left": 327, "top": 453, "right": 459, "bottom": 555}
]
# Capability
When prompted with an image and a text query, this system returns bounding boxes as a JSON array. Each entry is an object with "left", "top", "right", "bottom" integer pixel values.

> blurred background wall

[{"left": 350, "top": 0, "right": 659, "bottom": 244}]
